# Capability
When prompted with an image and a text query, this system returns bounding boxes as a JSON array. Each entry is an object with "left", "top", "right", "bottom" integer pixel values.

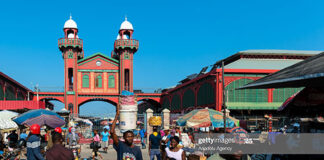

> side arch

[
  {"left": 5, "top": 85, "right": 16, "bottom": 100},
  {"left": 197, "top": 82, "right": 214, "bottom": 106},
  {"left": 171, "top": 94, "right": 181, "bottom": 111},
  {"left": 161, "top": 97, "right": 170, "bottom": 110},
  {"left": 182, "top": 89, "right": 195, "bottom": 109},
  {"left": 0, "top": 82, "right": 4, "bottom": 100},
  {"left": 138, "top": 99, "right": 162, "bottom": 113},
  {"left": 39, "top": 97, "right": 64, "bottom": 104}
]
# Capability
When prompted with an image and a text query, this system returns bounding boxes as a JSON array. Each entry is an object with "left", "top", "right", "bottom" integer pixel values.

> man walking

[
  {"left": 27, "top": 124, "right": 44, "bottom": 160},
  {"left": 66, "top": 127, "right": 79, "bottom": 148},
  {"left": 149, "top": 126, "right": 162, "bottom": 160},
  {"left": 101, "top": 128, "right": 110, "bottom": 153},
  {"left": 46, "top": 132, "right": 74, "bottom": 160},
  {"left": 111, "top": 104, "right": 143, "bottom": 160}
]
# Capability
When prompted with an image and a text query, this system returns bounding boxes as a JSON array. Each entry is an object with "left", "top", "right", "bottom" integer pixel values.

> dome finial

[
  {"left": 64, "top": 14, "right": 78, "bottom": 29},
  {"left": 120, "top": 15, "right": 133, "bottom": 30}
]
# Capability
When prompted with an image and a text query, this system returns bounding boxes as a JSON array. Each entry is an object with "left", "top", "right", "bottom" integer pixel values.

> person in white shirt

[{"left": 164, "top": 136, "right": 186, "bottom": 160}]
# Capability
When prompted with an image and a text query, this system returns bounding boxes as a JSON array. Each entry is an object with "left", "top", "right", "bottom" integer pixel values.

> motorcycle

[{"left": 70, "top": 145, "right": 81, "bottom": 160}]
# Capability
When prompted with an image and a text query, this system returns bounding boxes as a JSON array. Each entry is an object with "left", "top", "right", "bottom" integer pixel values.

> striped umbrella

[
  {"left": 228, "top": 127, "right": 248, "bottom": 144},
  {"left": 13, "top": 109, "right": 65, "bottom": 128},
  {"left": 176, "top": 108, "right": 238, "bottom": 128}
]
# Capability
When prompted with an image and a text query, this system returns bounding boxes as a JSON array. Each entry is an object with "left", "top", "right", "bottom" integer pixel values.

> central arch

[
  {"left": 78, "top": 98, "right": 117, "bottom": 108},
  {"left": 78, "top": 98, "right": 117, "bottom": 118}
]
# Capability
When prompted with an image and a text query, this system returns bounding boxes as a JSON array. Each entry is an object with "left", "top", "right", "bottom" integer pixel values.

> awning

[
  {"left": 278, "top": 87, "right": 324, "bottom": 112},
  {"left": 240, "top": 51, "right": 324, "bottom": 89},
  {"left": 226, "top": 102, "right": 282, "bottom": 110}
]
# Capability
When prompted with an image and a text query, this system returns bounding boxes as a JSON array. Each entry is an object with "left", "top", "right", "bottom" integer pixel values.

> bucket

[
  {"left": 120, "top": 109, "right": 138, "bottom": 130},
  {"left": 120, "top": 105, "right": 137, "bottom": 111}
]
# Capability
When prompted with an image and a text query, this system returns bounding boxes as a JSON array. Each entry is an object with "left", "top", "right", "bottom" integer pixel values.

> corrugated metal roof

[
  {"left": 225, "top": 58, "right": 303, "bottom": 70},
  {"left": 0, "top": 72, "right": 31, "bottom": 92},
  {"left": 239, "top": 49, "right": 323, "bottom": 56}
]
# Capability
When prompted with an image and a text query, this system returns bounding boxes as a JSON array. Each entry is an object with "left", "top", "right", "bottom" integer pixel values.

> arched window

[
  {"left": 162, "top": 98, "right": 170, "bottom": 109},
  {"left": 171, "top": 94, "right": 181, "bottom": 111},
  {"left": 225, "top": 79, "right": 267, "bottom": 102},
  {"left": 197, "top": 83, "right": 214, "bottom": 106},
  {"left": 5, "top": 85, "right": 16, "bottom": 100},
  {"left": 17, "top": 91, "right": 24, "bottom": 100},
  {"left": 0, "top": 83, "right": 4, "bottom": 100},
  {"left": 182, "top": 89, "right": 195, "bottom": 109},
  {"left": 108, "top": 75, "right": 115, "bottom": 88},
  {"left": 95, "top": 75, "right": 102, "bottom": 88},
  {"left": 68, "top": 52, "right": 73, "bottom": 59},
  {"left": 82, "top": 74, "right": 89, "bottom": 88}
]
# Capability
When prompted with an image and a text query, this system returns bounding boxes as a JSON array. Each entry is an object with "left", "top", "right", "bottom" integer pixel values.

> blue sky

[{"left": 1, "top": 0, "right": 324, "bottom": 115}]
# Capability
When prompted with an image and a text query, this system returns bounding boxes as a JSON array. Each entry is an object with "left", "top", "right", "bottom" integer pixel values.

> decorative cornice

[
  {"left": 78, "top": 94, "right": 119, "bottom": 97},
  {"left": 78, "top": 69, "right": 119, "bottom": 72},
  {"left": 78, "top": 52, "right": 119, "bottom": 65}
]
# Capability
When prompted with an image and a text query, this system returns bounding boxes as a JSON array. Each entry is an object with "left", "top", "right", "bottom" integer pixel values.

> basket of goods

[{"left": 149, "top": 116, "right": 162, "bottom": 126}]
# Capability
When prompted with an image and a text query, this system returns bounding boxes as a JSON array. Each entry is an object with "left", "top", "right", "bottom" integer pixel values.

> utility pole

[{"left": 222, "top": 61, "right": 227, "bottom": 133}]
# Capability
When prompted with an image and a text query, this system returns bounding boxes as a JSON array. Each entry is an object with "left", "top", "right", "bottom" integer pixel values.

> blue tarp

[{"left": 121, "top": 90, "right": 134, "bottom": 96}]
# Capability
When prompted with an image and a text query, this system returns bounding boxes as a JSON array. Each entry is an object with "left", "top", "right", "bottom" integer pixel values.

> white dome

[
  {"left": 120, "top": 18, "right": 133, "bottom": 30},
  {"left": 68, "top": 33, "right": 75, "bottom": 38},
  {"left": 64, "top": 16, "right": 78, "bottom": 29}
]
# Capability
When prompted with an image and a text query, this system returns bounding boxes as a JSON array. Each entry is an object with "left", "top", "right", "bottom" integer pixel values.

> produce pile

[{"left": 149, "top": 116, "right": 162, "bottom": 126}]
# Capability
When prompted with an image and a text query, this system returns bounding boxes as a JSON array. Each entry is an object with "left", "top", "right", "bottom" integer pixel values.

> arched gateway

[{"left": 36, "top": 16, "right": 161, "bottom": 114}]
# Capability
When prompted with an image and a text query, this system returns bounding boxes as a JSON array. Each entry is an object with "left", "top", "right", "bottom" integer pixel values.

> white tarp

[
  {"left": 0, "top": 110, "right": 19, "bottom": 129},
  {"left": 0, "top": 110, "right": 19, "bottom": 119},
  {"left": 0, "top": 118, "right": 18, "bottom": 129}
]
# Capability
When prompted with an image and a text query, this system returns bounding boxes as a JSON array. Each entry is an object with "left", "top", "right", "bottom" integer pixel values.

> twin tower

[{"left": 58, "top": 16, "right": 138, "bottom": 113}]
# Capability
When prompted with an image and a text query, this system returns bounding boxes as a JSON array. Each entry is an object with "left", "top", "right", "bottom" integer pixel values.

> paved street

[{"left": 79, "top": 144, "right": 150, "bottom": 160}]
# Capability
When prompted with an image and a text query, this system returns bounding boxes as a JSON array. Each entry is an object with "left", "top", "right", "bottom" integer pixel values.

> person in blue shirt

[
  {"left": 139, "top": 126, "right": 146, "bottom": 149},
  {"left": 27, "top": 124, "right": 44, "bottom": 160},
  {"left": 101, "top": 128, "right": 110, "bottom": 153},
  {"left": 20, "top": 130, "right": 28, "bottom": 140}
]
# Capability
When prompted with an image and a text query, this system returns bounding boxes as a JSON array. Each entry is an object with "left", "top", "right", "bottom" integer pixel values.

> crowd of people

[{"left": 0, "top": 104, "right": 195, "bottom": 160}]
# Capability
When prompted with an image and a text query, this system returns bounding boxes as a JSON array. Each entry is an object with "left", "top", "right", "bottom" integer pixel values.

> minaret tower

[
  {"left": 58, "top": 15, "right": 83, "bottom": 114},
  {"left": 114, "top": 17, "right": 139, "bottom": 92}
]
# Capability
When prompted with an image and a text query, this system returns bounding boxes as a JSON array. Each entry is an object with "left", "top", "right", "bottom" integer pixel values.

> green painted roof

[
  {"left": 78, "top": 52, "right": 119, "bottom": 64},
  {"left": 225, "top": 59, "right": 303, "bottom": 70},
  {"left": 238, "top": 49, "right": 323, "bottom": 56},
  {"left": 226, "top": 102, "right": 283, "bottom": 110}
]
